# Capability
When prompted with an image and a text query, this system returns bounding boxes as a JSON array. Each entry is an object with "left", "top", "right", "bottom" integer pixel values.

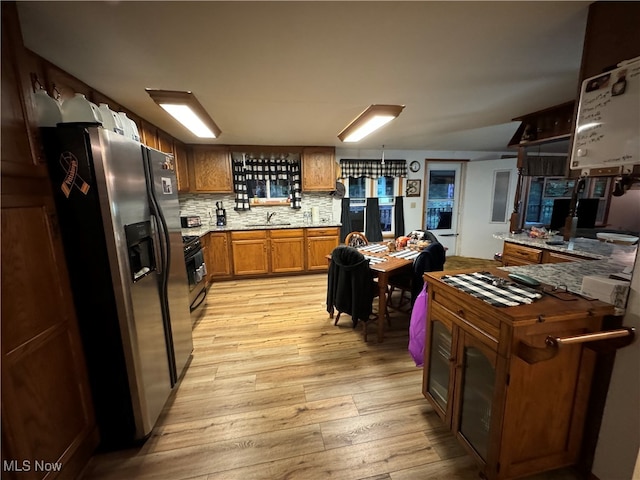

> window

[
  {"left": 247, "top": 178, "right": 291, "bottom": 204},
  {"left": 348, "top": 176, "right": 366, "bottom": 232},
  {"left": 523, "top": 176, "right": 611, "bottom": 227},
  {"left": 525, "top": 177, "right": 575, "bottom": 225},
  {"left": 346, "top": 176, "right": 398, "bottom": 234},
  {"left": 426, "top": 170, "right": 456, "bottom": 229},
  {"left": 378, "top": 176, "right": 395, "bottom": 232},
  {"left": 340, "top": 159, "right": 407, "bottom": 237}
]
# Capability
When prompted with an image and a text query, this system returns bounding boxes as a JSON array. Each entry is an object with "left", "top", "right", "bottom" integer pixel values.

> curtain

[
  {"left": 522, "top": 156, "right": 567, "bottom": 176},
  {"left": 339, "top": 198, "right": 352, "bottom": 243},
  {"left": 289, "top": 160, "right": 302, "bottom": 209},
  {"left": 231, "top": 152, "right": 302, "bottom": 210},
  {"left": 394, "top": 196, "right": 405, "bottom": 237},
  {"left": 339, "top": 159, "right": 407, "bottom": 178},
  {"left": 233, "top": 159, "right": 250, "bottom": 211},
  {"left": 365, "top": 197, "right": 383, "bottom": 242}
]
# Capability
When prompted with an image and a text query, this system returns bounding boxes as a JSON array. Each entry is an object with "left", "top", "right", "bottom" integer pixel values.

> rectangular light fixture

[
  {"left": 145, "top": 89, "right": 221, "bottom": 138},
  {"left": 338, "top": 104, "right": 405, "bottom": 142}
]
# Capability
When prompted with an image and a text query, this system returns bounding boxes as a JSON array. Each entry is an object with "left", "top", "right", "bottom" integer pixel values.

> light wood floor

[{"left": 80, "top": 274, "right": 581, "bottom": 480}]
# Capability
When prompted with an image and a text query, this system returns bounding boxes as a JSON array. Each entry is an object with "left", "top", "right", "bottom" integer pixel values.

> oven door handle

[{"left": 190, "top": 286, "right": 208, "bottom": 312}]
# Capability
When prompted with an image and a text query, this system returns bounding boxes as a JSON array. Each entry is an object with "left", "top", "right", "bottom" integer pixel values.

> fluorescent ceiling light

[
  {"left": 145, "top": 89, "right": 221, "bottom": 138},
  {"left": 338, "top": 104, "right": 405, "bottom": 143}
]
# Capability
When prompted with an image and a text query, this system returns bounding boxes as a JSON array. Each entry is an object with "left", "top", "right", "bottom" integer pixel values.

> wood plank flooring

[{"left": 80, "top": 274, "right": 581, "bottom": 480}]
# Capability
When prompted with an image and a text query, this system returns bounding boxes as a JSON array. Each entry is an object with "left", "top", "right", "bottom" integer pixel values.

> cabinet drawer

[
  {"left": 307, "top": 227, "right": 339, "bottom": 237},
  {"left": 541, "top": 250, "right": 582, "bottom": 264},
  {"left": 432, "top": 291, "right": 500, "bottom": 348},
  {"left": 231, "top": 230, "right": 268, "bottom": 240},
  {"left": 270, "top": 229, "right": 304, "bottom": 238},
  {"left": 503, "top": 242, "right": 542, "bottom": 264}
]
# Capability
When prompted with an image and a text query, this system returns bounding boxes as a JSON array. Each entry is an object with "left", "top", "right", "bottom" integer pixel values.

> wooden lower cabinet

[
  {"left": 501, "top": 241, "right": 591, "bottom": 266},
  {"left": 219, "top": 227, "right": 339, "bottom": 278},
  {"left": 501, "top": 242, "right": 542, "bottom": 266},
  {"left": 422, "top": 269, "right": 614, "bottom": 480},
  {"left": 270, "top": 229, "right": 305, "bottom": 273},
  {"left": 231, "top": 230, "right": 270, "bottom": 276},
  {"left": 204, "top": 232, "right": 232, "bottom": 280},
  {"left": 306, "top": 227, "right": 340, "bottom": 271}
]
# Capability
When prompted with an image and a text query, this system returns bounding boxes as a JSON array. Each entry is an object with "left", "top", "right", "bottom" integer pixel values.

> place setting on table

[{"left": 356, "top": 239, "right": 427, "bottom": 264}]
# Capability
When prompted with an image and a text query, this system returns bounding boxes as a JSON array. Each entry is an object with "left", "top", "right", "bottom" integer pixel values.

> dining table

[{"left": 327, "top": 243, "right": 419, "bottom": 342}]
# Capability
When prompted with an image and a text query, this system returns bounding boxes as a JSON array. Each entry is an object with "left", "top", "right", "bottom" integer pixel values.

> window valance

[{"left": 339, "top": 159, "right": 407, "bottom": 178}]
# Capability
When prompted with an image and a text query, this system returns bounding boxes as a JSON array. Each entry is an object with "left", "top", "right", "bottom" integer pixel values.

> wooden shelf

[{"left": 508, "top": 101, "right": 575, "bottom": 148}]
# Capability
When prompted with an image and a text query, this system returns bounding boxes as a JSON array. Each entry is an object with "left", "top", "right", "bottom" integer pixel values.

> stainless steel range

[{"left": 183, "top": 235, "right": 208, "bottom": 320}]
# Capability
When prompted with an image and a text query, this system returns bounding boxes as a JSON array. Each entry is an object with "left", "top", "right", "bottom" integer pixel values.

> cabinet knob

[{"left": 457, "top": 309, "right": 465, "bottom": 317}]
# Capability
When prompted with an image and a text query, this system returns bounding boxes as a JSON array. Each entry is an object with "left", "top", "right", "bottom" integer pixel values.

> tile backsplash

[{"left": 179, "top": 192, "right": 335, "bottom": 228}]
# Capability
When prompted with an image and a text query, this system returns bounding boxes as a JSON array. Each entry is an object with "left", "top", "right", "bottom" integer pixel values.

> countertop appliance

[
  {"left": 215, "top": 201, "right": 227, "bottom": 226},
  {"left": 181, "top": 215, "right": 202, "bottom": 228},
  {"left": 41, "top": 125, "right": 193, "bottom": 449}
]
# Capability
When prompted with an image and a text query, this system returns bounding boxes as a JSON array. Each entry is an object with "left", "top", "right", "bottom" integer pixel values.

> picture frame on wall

[{"left": 406, "top": 179, "right": 421, "bottom": 197}]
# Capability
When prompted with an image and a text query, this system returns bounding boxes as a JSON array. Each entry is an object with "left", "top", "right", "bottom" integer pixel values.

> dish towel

[{"left": 441, "top": 272, "right": 542, "bottom": 307}]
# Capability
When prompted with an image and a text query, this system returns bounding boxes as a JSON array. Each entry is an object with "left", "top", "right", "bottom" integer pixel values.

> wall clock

[{"left": 409, "top": 161, "right": 421, "bottom": 172}]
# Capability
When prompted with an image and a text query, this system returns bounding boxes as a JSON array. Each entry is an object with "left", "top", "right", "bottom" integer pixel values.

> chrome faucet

[{"left": 267, "top": 211, "right": 276, "bottom": 224}]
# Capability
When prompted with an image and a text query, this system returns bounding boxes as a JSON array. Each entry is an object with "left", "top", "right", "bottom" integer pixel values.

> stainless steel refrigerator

[{"left": 41, "top": 125, "right": 193, "bottom": 449}]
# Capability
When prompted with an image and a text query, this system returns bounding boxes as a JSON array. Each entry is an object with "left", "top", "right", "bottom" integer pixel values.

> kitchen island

[
  {"left": 494, "top": 232, "right": 637, "bottom": 263},
  {"left": 493, "top": 232, "right": 636, "bottom": 312},
  {"left": 421, "top": 267, "right": 627, "bottom": 480}
]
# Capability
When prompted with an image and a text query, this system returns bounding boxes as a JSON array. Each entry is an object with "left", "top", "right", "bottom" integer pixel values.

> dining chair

[
  {"left": 326, "top": 245, "right": 385, "bottom": 341},
  {"left": 389, "top": 238, "right": 447, "bottom": 310},
  {"left": 345, "top": 231, "right": 369, "bottom": 247}
]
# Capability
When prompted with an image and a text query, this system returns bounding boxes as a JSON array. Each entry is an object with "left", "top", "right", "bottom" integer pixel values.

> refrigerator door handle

[{"left": 150, "top": 214, "right": 163, "bottom": 275}]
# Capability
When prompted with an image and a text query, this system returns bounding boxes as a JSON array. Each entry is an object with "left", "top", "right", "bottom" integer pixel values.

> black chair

[
  {"left": 409, "top": 242, "right": 446, "bottom": 304},
  {"left": 389, "top": 240, "right": 446, "bottom": 310},
  {"left": 326, "top": 245, "right": 384, "bottom": 341}
]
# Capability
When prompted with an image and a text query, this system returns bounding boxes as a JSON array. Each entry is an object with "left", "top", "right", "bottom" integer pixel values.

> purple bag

[{"left": 408, "top": 283, "right": 428, "bottom": 367}]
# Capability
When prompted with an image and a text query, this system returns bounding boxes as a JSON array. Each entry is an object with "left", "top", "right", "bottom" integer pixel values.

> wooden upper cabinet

[
  {"left": 140, "top": 119, "right": 158, "bottom": 149},
  {"left": 1, "top": 14, "right": 41, "bottom": 175},
  {"left": 157, "top": 129, "right": 174, "bottom": 155},
  {"left": 580, "top": 2, "right": 640, "bottom": 81},
  {"left": 507, "top": 102, "right": 575, "bottom": 148},
  {"left": 43, "top": 62, "right": 91, "bottom": 104},
  {"left": 302, "top": 146, "right": 336, "bottom": 191},
  {"left": 189, "top": 145, "right": 233, "bottom": 193},
  {"left": 173, "top": 140, "right": 190, "bottom": 193}
]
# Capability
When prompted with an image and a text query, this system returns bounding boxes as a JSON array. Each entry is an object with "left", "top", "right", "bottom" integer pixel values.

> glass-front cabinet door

[
  {"left": 453, "top": 332, "right": 497, "bottom": 464},
  {"left": 426, "top": 320, "right": 453, "bottom": 414}
]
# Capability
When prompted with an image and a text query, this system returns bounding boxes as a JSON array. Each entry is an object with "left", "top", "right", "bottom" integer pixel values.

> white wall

[{"left": 333, "top": 148, "right": 513, "bottom": 237}]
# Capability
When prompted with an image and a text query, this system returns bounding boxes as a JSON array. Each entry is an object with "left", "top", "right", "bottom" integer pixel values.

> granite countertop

[
  {"left": 494, "top": 232, "right": 638, "bottom": 261},
  {"left": 181, "top": 222, "right": 342, "bottom": 237},
  {"left": 498, "top": 259, "right": 628, "bottom": 296}
]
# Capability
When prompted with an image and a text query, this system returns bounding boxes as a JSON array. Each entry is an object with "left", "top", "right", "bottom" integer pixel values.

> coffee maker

[{"left": 215, "top": 202, "right": 227, "bottom": 226}]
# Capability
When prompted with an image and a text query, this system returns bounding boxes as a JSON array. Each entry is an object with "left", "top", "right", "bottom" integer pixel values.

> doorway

[{"left": 424, "top": 162, "right": 464, "bottom": 253}]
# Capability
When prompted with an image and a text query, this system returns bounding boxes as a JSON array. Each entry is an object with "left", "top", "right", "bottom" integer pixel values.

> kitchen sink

[{"left": 246, "top": 223, "right": 292, "bottom": 227}]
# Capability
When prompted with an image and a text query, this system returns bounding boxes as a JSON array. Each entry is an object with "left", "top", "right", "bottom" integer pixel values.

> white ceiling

[{"left": 16, "top": 1, "right": 590, "bottom": 154}]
